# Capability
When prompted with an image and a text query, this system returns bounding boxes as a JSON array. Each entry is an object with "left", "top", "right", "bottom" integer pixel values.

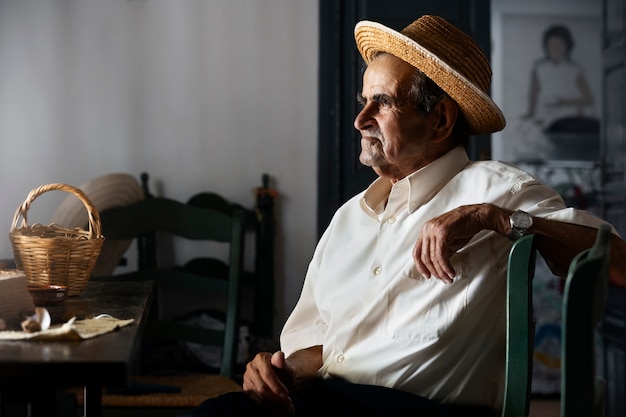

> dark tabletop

[{"left": 0, "top": 279, "right": 153, "bottom": 388}]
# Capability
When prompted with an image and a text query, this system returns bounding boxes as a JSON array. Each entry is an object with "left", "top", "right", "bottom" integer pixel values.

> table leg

[{"left": 83, "top": 385, "right": 102, "bottom": 417}]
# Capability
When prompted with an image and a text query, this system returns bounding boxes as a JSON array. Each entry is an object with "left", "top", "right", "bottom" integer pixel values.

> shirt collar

[{"left": 361, "top": 146, "right": 470, "bottom": 215}]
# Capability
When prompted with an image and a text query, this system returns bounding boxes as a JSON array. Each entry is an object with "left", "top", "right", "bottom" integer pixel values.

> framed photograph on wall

[{"left": 496, "top": 13, "right": 602, "bottom": 164}]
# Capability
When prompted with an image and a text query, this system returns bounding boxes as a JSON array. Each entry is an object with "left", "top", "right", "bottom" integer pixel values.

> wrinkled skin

[
  {"left": 354, "top": 54, "right": 457, "bottom": 182},
  {"left": 243, "top": 346, "right": 322, "bottom": 414}
]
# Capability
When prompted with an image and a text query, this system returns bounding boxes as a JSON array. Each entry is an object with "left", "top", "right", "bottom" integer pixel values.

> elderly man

[{"left": 193, "top": 15, "right": 626, "bottom": 417}]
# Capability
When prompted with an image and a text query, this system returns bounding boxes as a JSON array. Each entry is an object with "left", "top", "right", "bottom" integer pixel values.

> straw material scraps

[{"left": 0, "top": 316, "right": 134, "bottom": 341}]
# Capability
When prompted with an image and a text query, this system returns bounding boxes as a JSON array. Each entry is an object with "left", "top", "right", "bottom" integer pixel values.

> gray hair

[
  {"left": 407, "top": 67, "right": 448, "bottom": 114},
  {"left": 408, "top": 66, "right": 470, "bottom": 140},
  {"left": 368, "top": 52, "right": 470, "bottom": 140}
]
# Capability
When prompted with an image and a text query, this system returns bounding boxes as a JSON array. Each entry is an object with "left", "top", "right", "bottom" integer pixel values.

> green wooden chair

[
  {"left": 68, "top": 185, "right": 256, "bottom": 415},
  {"left": 502, "top": 234, "right": 536, "bottom": 417},
  {"left": 560, "top": 223, "right": 611, "bottom": 417},
  {"left": 446, "top": 234, "right": 535, "bottom": 417},
  {"left": 185, "top": 172, "right": 276, "bottom": 342}
]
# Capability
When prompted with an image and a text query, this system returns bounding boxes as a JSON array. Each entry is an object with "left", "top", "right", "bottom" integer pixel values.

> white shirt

[{"left": 280, "top": 146, "right": 609, "bottom": 413}]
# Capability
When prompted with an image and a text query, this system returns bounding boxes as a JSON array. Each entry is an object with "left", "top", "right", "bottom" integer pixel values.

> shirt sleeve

[
  {"left": 509, "top": 179, "right": 619, "bottom": 235},
  {"left": 279, "top": 228, "right": 330, "bottom": 357},
  {"left": 543, "top": 207, "right": 619, "bottom": 235}
]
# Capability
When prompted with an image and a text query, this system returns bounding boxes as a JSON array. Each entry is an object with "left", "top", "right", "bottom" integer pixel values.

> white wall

[{"left": 0, "top": 0, "right": 319, "bottom": 338}]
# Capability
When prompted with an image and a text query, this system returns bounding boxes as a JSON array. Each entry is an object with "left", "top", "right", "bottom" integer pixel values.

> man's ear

[{"left": 431, "top": 97, "right": 458, "bottom": 143}]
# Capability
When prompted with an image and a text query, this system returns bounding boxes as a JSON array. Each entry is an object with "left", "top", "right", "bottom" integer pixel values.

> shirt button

[
  {"left": 387, "top": 217, "right": 396, "bottom": 224},
  {"left": 373, "top": 266, "right": 382, "bottom": 275},
  {"left": 337, "top": 354, "right": 345, "bottom": 363}
]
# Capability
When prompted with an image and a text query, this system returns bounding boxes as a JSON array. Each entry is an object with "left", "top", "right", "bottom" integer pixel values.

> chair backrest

[
  {"left": 561, "top": 223, "right": 611, "bottom": 417},
  {"left": 185, "top": 173, "right": 276, "bottom": 340},
  {"left": 98, "top": 195, "right": 251, "bottom": 378},
  {"left": 502, "top": 234, "right": 536, "bottom": 417}
]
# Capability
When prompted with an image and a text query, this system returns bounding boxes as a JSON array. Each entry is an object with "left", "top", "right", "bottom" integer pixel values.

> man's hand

[
  {"left": 242, "top": 346, "right": 323, "bottom": 415},
  {"left": 243, "top": 351, "right": 295, "bottom": 415},
  {"left": 412, "top": 204, "right": 500, "bottom": 283}
]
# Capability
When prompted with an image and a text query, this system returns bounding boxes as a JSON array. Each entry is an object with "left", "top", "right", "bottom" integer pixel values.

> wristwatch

[{"left": 508, "top": 210, "right": 533, "bottom": 241}]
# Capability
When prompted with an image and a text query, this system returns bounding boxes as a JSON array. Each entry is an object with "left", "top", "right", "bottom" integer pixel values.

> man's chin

[
  {"left": 359, "top": 158, "right": 388, "bottom": 176},
  {"left": 359, "top": 153, "right": 382, "bottom": 167}
]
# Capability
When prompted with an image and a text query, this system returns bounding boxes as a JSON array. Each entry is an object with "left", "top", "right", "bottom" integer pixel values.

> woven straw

[
  {"left": 9, "top": 183, "right": 105, "bottom": 296},
  {"left": 354, "top": 15, "right": 506, "bottom": 135}
]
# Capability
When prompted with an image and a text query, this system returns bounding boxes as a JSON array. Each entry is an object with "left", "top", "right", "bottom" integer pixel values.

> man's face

[{"left": 354, "top": 54, "right": 437, "bottom": 182}]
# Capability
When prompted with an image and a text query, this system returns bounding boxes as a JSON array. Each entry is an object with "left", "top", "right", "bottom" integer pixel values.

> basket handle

[{"left": 10, "top": 183, "right": 103, "bottom": 239}]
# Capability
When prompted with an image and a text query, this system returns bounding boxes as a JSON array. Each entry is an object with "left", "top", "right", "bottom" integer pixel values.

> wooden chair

[
  {"left": 185, "top": 172, "right": 276, "bottom": 341},
  {"left": 68, "top": 176, "right": 276, "bottom": 416},
  {"left": 560, "top": 223, "right": 611, "bottom": 417},
  {"left": 501, "top": 234, "right": 536, "bottom": 417}
]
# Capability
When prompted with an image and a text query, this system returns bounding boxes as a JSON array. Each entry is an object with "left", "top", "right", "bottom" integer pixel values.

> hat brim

[
  {"left": 52, "top": 173, "right": 144, "bottom": 277},
  {"left": 355, "top": 21, "right": 505, "bottom": 135}
]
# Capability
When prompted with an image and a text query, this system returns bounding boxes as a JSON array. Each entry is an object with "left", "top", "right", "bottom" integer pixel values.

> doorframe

[{"left": 317, "top": 1, "right": 493, "bottom": 237}]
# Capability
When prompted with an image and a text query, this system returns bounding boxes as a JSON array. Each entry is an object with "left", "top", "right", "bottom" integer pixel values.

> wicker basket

[{"left": 9, "top": 183, "right": 105, "bottom": 296}]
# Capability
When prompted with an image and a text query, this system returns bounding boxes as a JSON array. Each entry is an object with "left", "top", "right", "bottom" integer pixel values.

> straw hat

[
  {"left": 354, "top": 15, "right": 505, "bottom": 135},
  {"left": 52, "top": 173, "right": 145, "bottom": 277}
]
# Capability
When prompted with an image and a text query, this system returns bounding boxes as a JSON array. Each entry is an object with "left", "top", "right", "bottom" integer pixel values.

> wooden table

[{"left": 0, "top": 279, "right": 153, "bottom": 417}]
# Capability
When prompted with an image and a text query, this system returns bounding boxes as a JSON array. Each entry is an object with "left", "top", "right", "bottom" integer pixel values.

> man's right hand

[
  {"left": 242, "top": 345, "right": 323, "bottom": 415},
  {"left": 243, "top": 351, "right": 296, "bottom": 415}
]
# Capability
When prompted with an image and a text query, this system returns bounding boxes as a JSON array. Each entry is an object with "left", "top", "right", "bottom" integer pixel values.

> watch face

[{"left": 512, "top": 210, "right": 532, "bottom": 229}]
